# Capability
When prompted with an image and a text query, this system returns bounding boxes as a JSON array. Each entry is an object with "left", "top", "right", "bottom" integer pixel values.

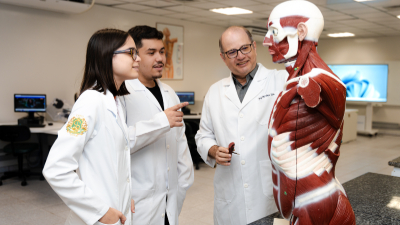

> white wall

[
  {"left": 318, "top": 37, "right": 400, "bottom": 125},
  {"left": 0, "top": 3, "right": 285, "bottom": 121},
  {"left": 0, "top": 3, "right": 232, "bottom": 123}
]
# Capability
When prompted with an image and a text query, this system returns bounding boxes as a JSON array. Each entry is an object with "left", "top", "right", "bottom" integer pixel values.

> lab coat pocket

[
  {"left": 131, "top": 189, "right": 155, "bottom": 224},
  {"left": 213, "top": 166, "right": 235, "bottom": 202},
  {"left": 259, "top": 160, "right": 274, "bottom": 199},
  {"left": 255, "top": 92, "right": 279, "bottom": 125}
]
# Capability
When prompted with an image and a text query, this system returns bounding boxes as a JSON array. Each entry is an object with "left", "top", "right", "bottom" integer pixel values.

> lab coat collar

[
  {"left": 127, "top": 79, "right": 168, "bottom": 112},
  {"left": 155, "top": 79, "right": 170, "bottom": 109},
  {"left": 103, "top": 90, "right": 128, "bottom": 142},
  {"left": 223, "top": 63, "right": 269, "bottom": 110},
  {"left": 104, "top": 90, "right": 118, "bottom": 117}
]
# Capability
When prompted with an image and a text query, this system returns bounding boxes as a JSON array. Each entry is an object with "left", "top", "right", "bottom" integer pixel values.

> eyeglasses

[
  {"left": 114, "top": 48, "right": 139, "bottom": 61},
  {"left": 223, "top": 43, "right": 253, "bottom": 59}
]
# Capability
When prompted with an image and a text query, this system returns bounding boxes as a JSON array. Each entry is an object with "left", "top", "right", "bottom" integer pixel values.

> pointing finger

[{"left": 169, "top": 102, "right": 189, "bottom": 111}]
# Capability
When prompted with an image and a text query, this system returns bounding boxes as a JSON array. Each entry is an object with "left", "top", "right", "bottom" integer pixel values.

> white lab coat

[
  {"left": 121, "top": 79, "right": 194, "bottom": 225},
  {"left": 43, "top": 90, "right": 133, "bottom": 225},
  {"left": 195, "top": 63, "right": 288, "bottom": 225}
]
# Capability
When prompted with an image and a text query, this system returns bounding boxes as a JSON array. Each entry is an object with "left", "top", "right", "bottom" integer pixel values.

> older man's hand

[{"left": 209, "top": 145, "right": 231, "bottom": 166}]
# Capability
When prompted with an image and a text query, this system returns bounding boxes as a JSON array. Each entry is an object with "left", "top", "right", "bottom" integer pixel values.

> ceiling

[{"left": 94, "top": 0, "right": 400, "bottom": 39}]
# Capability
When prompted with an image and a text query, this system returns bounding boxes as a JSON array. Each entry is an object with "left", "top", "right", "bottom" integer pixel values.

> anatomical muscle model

[
  {"left": 162, "top": 27, "right": 178, "bottom": 79},
  {"left": 263, "top": 1, "right": 356, "bottom": 224}
]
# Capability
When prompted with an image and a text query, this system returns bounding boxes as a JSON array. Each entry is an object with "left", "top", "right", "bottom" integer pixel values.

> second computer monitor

[{"left": 176, "top": 92, "right": 195, "bottom": 105}]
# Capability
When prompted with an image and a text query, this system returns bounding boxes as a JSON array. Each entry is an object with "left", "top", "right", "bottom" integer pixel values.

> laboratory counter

[{"left": 250, "top": 173, "right": 400, "bottom": 225}]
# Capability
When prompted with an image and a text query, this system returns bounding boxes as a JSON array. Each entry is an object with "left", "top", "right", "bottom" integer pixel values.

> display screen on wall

[{"left": 328, "top": 64, "right": 388, "bottom": 103}]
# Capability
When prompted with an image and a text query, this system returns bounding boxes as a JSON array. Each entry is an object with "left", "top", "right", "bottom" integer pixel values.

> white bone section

[
  {"left": 272, "top": 142, "right": 293, "bottom": 159},
  {"left": 284, "top": 29, "right": 299, "bottom": 59},
  {"left": 272, "top": 132, "right": 291, "bottom": 147},
  {"left": 270, "top": 128, "right": 277, "bottom": 137},
  {"left": 326, "top": 163, "right": 333, "bottom": 174},
  {"left": 294, "top": 179, "right": 346, "bottom": 209},
  {"left": 328, "top": 142, "right": 338, "bottom": 154},
  {"left": 286, "top": 152, "right": 329, "bottom": 178},
  {"left": 308, "top": 68, "right": 345, "bottom": 87},
  {"left": 285, "top": 60, "right": 296, "bottom": 68},
  {"left": 299, "top": 76, "right": 310, "bottom": 88},
  {"left": 283, "top": 68, "right": 345, "bottom": 92},
  {"left": 280, "top": 145, "right": 313, "bottom": 170},
  {"left": 335, "top": 177, "right": 347, "bottom": 196}
]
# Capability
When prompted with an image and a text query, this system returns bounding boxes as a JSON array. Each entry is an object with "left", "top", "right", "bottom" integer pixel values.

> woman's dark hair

[{"left": 80, "top": 28, "right": 130, "bottom": 96}]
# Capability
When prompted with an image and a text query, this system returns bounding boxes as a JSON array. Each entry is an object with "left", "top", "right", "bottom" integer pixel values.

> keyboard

[{"left": 27, "top": 124, "right": 46, "bottom": 128}]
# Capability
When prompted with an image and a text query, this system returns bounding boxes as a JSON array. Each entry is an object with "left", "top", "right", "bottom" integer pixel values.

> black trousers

[
  {"left": 165, "top": 196, "right": 169, "bottom": 225},
  {"left": 165, "top": 212, "right": 169, "bottom": 225}
]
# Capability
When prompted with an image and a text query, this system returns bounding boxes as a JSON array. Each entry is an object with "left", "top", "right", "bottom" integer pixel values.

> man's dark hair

[
  {"left": 128, "top": 25, "right": 163, "bottom": 49},
  {"left": 80, "top": 28, "right": 130, "bottom": 97},
  {"left": 219, "top": 26, "right": 254, "bottom": 53}
]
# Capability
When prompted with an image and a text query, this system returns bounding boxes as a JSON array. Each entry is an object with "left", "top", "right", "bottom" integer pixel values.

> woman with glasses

[{"left": 43, "top": 28, "right": 140, "bottom": 225}]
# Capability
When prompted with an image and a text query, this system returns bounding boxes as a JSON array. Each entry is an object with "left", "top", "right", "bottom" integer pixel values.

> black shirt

[{"left": 146, "top": 80, "right": 164, "bottom": 110}]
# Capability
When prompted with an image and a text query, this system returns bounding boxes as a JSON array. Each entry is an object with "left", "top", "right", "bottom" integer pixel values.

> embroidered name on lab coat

[{"left": 259, "top": 93, "right": 275, "bottom": 100}]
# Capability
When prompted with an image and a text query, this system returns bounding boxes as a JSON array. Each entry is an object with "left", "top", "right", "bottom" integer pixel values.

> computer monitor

[
  {"left": 328, "top": 64, "right": 388, "bottom": 103},
  {"left": 14, "top": 94, "right": 46, "bottom": 119},
  {"left": 176, "top": 92, "right": 195, "bottom": 105}
]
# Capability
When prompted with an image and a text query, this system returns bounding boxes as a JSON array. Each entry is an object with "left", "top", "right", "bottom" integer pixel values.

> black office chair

[
  {"left": 184, "top": 120, "right": 203, "bottom": 170},
  {"left": 0, "top": 125, "right": 43, "bottom": 186}
]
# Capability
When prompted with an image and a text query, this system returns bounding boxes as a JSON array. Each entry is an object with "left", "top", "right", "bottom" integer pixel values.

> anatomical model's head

[{"left": 263, "top": 0, "right": 324, "bottom": 64}]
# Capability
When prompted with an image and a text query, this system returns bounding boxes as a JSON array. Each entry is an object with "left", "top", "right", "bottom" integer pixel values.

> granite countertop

[
  {"left": 389, "top": 157, "right": 400, "bottom": 168},
  {"left": 250, "top": 173, "right": 400, "bottom": 225}
]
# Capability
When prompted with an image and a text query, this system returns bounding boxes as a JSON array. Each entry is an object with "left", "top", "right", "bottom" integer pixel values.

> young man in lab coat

[
  {"left": 195, "top": 26, "right": 289, "bottom": 224},
  {"left": 122, "top": 25, "right": 194, "bottom": 225}
]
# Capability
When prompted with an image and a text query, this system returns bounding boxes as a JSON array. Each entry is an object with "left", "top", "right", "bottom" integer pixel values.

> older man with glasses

[{"left": 195, "top": 26, "right": 288, "bottom": 225}]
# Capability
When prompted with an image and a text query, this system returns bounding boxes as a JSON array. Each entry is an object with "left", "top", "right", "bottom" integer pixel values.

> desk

[
  {"left": 0, "top": 122, "right": 64, "bottom": 135},
  {"left": 0, "top": 122, "right": 64, "bottom": 173},
  {"left": 29, "top": 122, "right": 65, "bottom": 135},
  {"left": 183, "top": 114, "right": 201, "bottom": 120}
]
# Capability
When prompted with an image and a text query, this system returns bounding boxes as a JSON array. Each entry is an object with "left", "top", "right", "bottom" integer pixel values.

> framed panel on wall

[{"left": 156, "top": 23, "right": 183, "bottom": 80}]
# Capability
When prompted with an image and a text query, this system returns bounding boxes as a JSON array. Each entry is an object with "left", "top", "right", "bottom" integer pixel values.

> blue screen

[
  {"left": 176, "top": 92, "right": 194, "bottom": 105},
  {"left": 14, "top": 94, "right": 46, "bottom": 112},
  {"left": 328, "top": 64, "right": 388, "bottom": 102}
]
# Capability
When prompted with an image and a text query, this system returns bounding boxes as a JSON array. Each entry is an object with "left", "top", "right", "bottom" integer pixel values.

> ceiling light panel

[
  {"left": 210, "top": 7, "right": 253, "bottom": 15},
  {"left": 327, "top": 32, "right": 355, "bottom": 37},
  {"left": 189, "top": 2, "right": 226, "bottom": 10}
]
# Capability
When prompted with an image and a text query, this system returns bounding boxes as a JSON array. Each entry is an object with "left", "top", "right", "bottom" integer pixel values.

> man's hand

[
  {"left": 208, "top": 145, "right": 231, "bottom": 166},
  {"left": 131, "top": 199, "right": 135, "bottom": 213},
  {"left": 164, "top": 102, "right": 189, "bottom": 128},
  {"left": 99, "top": 207, "right": 126, "bottom": 224}
]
